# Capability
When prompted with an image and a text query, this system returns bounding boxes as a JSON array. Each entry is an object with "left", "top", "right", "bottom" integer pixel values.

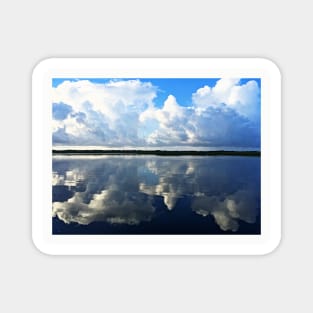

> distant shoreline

[{"left": 52, "top": 149, "right": 260, "bottom": 156}]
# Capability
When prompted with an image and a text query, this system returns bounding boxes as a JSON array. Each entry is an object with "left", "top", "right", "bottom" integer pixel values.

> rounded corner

[
  {"left": 260, "top": 233, "right": 282, "bottom": 256},
  {"left": 256, "top": 57, "right": 282, "bottom": 79},
  {"left": 31, "top": 233, "right": 54, "bottom": 256},
  {"left": 32, "top": 57, "right": 57, "bottom": 80}
]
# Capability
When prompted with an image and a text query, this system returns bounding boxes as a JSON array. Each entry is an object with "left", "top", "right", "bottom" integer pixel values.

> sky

[{"left": 52, "top": 78, "right": 261, "bottom": 149}]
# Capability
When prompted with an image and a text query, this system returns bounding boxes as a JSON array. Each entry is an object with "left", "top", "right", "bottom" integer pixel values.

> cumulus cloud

[
  {"left": 192, "top": 78, "right": 260, "bottom": 120},
  {"left": 52, "top": 78, "right": 260, "bottom": 148},
  {"left": 52, "top": 79, "right": 157, "bottom": 146}
]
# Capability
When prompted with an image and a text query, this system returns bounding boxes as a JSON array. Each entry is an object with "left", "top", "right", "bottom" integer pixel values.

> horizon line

[{"left": 52, "top": 149, "right": 261, "bottom": 157}]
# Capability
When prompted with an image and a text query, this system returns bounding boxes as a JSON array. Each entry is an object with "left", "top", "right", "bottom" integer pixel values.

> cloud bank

[{"left": 52, "top": 78, "right": 260, "bottom": 148}]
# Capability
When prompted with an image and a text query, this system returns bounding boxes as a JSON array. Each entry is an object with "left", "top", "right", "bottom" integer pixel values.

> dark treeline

[{"left": 52, "top": 149, "right": 260, "bottom": 156}]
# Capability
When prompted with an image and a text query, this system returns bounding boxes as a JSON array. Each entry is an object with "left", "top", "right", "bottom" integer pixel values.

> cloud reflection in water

[{"left": 52, "top": 155, "right": 260, "bottom": 234}]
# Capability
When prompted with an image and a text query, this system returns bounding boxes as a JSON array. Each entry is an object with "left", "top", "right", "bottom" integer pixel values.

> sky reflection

[{"left": 52, "top": 155, "right": 260, "bottom": 234}]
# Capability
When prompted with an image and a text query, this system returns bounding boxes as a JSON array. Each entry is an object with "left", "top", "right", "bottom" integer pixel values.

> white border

[{"left": 32, "top": 58, "right": 281, "bottom": 255}]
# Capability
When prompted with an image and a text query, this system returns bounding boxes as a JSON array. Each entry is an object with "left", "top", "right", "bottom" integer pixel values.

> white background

[{"left": 0, "top": 1, "right": 311, "bottom": 312}]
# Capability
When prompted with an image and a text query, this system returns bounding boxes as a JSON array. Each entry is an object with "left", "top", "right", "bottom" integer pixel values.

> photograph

[{"left": 51, "top": 77, "right": 261, "bottom": 235}]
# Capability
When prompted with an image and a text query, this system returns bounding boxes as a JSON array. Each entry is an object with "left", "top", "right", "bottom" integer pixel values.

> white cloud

[
  {"left": 52, "top": 79, "right": 157, "bottom": 146},
  {"left": 192, "top": 78, "right": 240, "bottom": 109},
  {"left": 227, "top": 80, "right": 260, "bottom": 122},
  {"left": 139, "top": 95, "right": 191, "bottom": 145},
  {"left": 192, "top": 78, "right": 260, "bottom": 122},
  {"left": 52, "top": 78, "right": 260, "bottom": 148},
  {"left": 52, "top": 79, "right": 156, "bottom": 112},
  {"left": 213, "top": 78, "right": 240, "bottom": 102}
]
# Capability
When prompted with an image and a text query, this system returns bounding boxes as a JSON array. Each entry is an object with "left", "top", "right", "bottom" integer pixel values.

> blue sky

[{"left": 52, "top": 78, "right": 261, "bottom": 149}]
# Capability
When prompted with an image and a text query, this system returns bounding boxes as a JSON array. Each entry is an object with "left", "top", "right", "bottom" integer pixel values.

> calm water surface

[{"left": 52, "top": 155, "right": 260, "bottom": 234}]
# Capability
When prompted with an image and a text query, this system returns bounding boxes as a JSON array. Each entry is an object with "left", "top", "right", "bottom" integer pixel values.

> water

[{"left": 52, "top": 155, "right": 261, "bottom": 234}]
